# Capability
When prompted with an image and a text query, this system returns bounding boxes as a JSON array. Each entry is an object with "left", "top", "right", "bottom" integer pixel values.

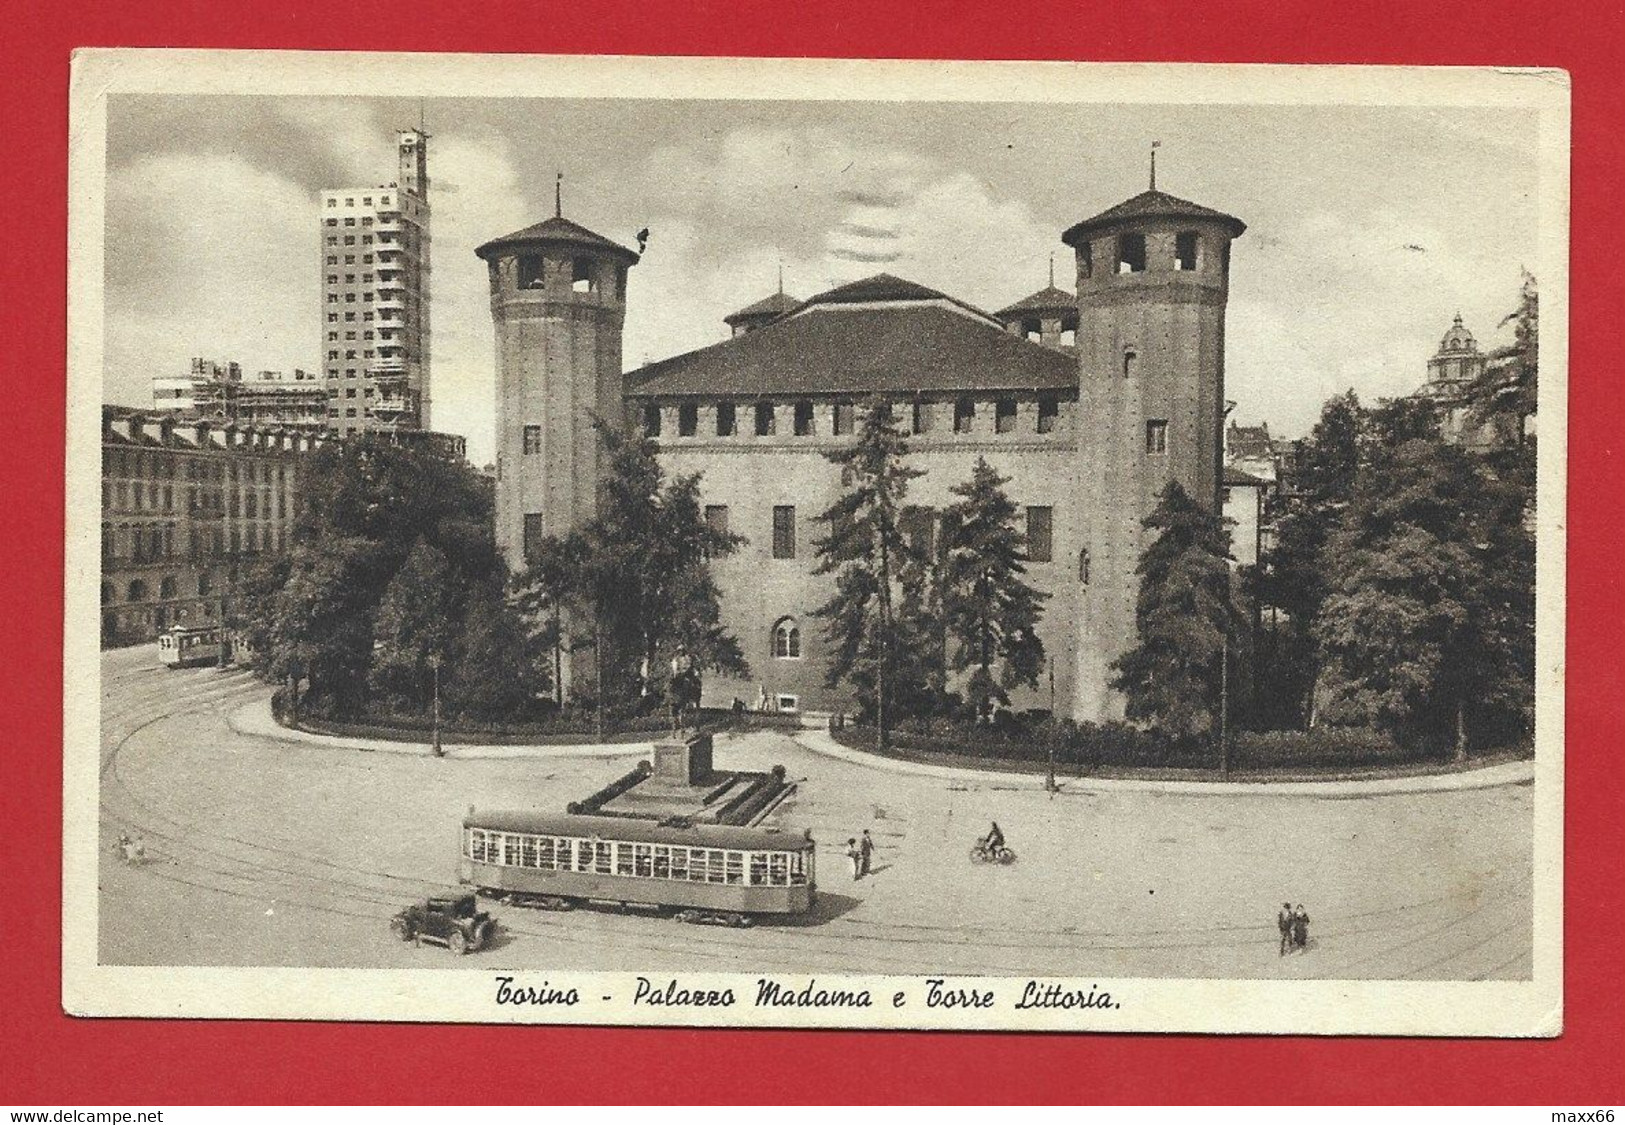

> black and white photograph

[{"left": 65, "top": 53, "right": 1567, "bottom": 1033}]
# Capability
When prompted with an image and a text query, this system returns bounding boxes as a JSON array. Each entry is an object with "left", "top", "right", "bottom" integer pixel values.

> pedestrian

[
  {"left": 846, "top": 838, "right": 862, "bottom": 881},
  {"left": 1278, "top": 902, "right": 1293, "bottom": 957},
  {"left": 859, "top": 829, "right": 874, "bottom": 877},
  {"left": 755, "top": 684, "right": 770, "bottom": 713},
  {"left": 1291, "top": 903, "right": 1310, "bottom": 952}
]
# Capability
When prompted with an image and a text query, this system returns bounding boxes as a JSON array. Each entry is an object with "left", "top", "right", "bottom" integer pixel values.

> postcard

[{"left": 65, "top": 51, "right": 1567, "bottom": 1034}]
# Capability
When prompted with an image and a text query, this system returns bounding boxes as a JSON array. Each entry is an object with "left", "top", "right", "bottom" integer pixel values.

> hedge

[
  {"left": 833, "top": 716, "right": 1446, "bottom": 774},
  {"left": 273, "top": 687, "right": 680, "bottom": 745}
]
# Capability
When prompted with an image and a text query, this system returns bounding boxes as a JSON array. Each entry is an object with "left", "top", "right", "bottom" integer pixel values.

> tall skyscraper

[{"left": 318, "top": 128, "right": 432, "bottom": 438}]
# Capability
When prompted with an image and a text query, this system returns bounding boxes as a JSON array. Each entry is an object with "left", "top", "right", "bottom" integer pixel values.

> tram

[
  {"left": 157, "top": 625, "right": 222, "bottom": 669},
  {"left": 459, "top": 810, "right": 817, "bottom": 926}
]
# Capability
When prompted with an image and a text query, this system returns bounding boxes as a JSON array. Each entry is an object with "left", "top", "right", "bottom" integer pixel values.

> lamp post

[
  {"left": 1046, "top": 662, "right": 1058, "bottom": 795},
  {"left": 1218, "top": 633, "right": 1230, "bottom": 776},
  {"left": 428, "top": 652, "right": 444, "bottom": 758}
]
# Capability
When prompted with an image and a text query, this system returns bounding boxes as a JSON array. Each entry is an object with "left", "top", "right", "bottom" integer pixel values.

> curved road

[{"left": 98, "top": 647, "right": 1533, "bottom": 979}]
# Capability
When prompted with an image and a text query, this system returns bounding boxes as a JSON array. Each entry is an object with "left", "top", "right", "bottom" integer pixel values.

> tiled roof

[
  {"left": 628, "top": 301, "right": 1077, "bottom": 399},
  {"left": 475, "top": 215, "right": 640, "bottom": 262},
  {"left": 997, "top": 285, "right": 1077, "bottom": 317},
  {"left": 1062, "top": 189, "right": 1246, "bottom": 245},
  {"left": 796, "top": 272, "right": 1000, "bottom": 324},
  {"left": 723, "top": 290, "right": 803, "bottom": 326}
]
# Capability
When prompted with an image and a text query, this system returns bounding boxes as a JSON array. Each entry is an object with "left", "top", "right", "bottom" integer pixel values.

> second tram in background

[
  {"left": 157, "top": 625, "right": 223, "bottom": 668},
  {"left": 156, "top": 625, "right": 253, "bottom": 669}
]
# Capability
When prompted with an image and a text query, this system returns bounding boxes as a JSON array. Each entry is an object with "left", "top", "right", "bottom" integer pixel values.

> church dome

[{"left": 1437, "top": 312, "right": 1478, "bottom": 355}]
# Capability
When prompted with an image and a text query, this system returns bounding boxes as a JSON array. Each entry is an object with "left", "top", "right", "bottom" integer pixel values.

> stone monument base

[{"left": 652, "top": 731, "right": 714, "bottom": 786}]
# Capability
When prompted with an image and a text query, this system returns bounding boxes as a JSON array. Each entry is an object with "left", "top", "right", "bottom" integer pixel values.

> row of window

[
  {"left": 324, "top": 232, "right": 417, "bottom": 250},
  {"left": 104, "top": 451, "right": 289, "bottom": 484},
  {"left": 325, "top": 272, "right": 403, "bottom": 286},
  {"left": 465, "top": 829, "right": 811, "bottom": 887},
  {"left": 324, "top": 252, "right": 399, "bottom": 267},
  {"left": 103, "top": 523, "right": 288, "bottom": 564},
  {"left": 102, "top": 572, "right": 216, "bottom": 605},
  {"left": 325, "top": 194, "right": 395, "bottom": 208},
  {"left": 1017, "top": 317, "right": 1079, "bottom": 346},
  {"left": 1078, "top": 230, "right": 1219, "bottom": 277},
  {"left": 522, "top": 502, "right": 1067, "bottom": 567},
  {"left": 327, "top": 349, "right": 405, "bottom": 362},
  {"left": 326, "top": 330, "right": 401, "bottom": 343},
  {"left": 325, "top": 310, "right": 407, "bottom": 324},
  {"left": 101, "top": 481, "right": 287, "bottom": 519},
  {"left": 707, "top": 502, "right": 1058, "bottom": 563},
  {"left": 640, "top": 398, "right": 1066, "bottom": 441},
  {"left": 512, "top": 255, "right": 625, "bottom": 299}
]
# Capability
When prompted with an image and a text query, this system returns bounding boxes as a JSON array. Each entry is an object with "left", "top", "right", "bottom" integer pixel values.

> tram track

[{"left": 97, "top": 662, "right": 1534, "bottom": 978}]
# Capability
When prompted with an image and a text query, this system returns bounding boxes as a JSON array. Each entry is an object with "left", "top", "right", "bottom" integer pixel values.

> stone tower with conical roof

[
  {"left": 1061, "top": 179, "right": 1246, "bottom": 722},
  {"left": 477, "top": 207, "right": 640, "bottom": 575}
]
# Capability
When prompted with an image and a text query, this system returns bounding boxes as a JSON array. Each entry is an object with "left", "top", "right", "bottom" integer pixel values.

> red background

[{"left": 3, "top": 0, "right": 1621, "bottom": 1105}]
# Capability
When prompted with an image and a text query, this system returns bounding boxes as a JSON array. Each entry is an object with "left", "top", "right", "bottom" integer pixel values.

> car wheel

[{"left": 449, "top": 929, "right": 468, "bottom": 956}]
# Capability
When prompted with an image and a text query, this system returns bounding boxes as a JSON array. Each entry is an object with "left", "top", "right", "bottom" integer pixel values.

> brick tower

[
  {"left": 1062, "top": 167, "right": 1245, "bottom": 722},
  {"left": 477, "top": 190, "right": 639, "bottom": 696}
]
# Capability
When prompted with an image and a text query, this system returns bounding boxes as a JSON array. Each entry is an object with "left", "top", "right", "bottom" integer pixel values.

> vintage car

[{"left": 390, "top": 894, "right": 495, "bottom": 954}]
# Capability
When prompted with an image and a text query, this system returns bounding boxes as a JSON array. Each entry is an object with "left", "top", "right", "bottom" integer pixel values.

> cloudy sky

[{"left": 104, "top": 95, "right": 1540, "bottom": 465}]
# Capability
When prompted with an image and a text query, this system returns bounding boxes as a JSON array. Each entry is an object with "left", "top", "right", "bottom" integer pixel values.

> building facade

[
  {"left": 481, "top": 183, "right": 1245, "bottom": 722},
  {"left": 319, "top": 129, "right": 432, "bottom": 438},
  {"left": 100, "top": 407, "right": 322, "bottom": 647},
  {"left": 152, "top": 357, "right": 328, "bottom": 430}
]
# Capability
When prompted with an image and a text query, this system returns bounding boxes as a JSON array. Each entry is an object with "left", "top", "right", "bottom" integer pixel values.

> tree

[
  {"left": 1465, "top": 270, "right": 1538, "bottom": 451},
  {"left": 812, "top": 398, "right": 924, "bottom": 745},
  {"left": 235, "top": 436, "right": 517, "bottom": 717},
  {"left": 643, "top": 471, "right": 748, "bottom": 689},
  {"left": 1253, "top": 391, "right": 1362, "bottom": 727},
  {"left": 258, "top": 534, "right": 379, "bottom": 714},
  {"left": 1111, "top": 481, "right": 1240, "bottom": 740},
  {"left": 1364, "top": 394, "right": 1441, "bottom": 456},
  {"left": 1313, "top": 439, "right": 1531, "bottom": 758},
  {"left": 514, "top": 422, "right": 745, "bottom": 718},
  {"left": 447, "top": 578, "right": 535, "bottom": 720},
  {"left": 939, "top": 457, "right": 1049, "bottom": 722},
  {"left": 368, "top": 538, "right": 456, "bottom": 709}
]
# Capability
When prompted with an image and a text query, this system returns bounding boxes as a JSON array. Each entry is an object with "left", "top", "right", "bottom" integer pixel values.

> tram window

[
  {"left": 535, "top": 837, "right": 554, "bottom": 869},
  {"left": 503, "top": 835, "right": 521, "bottom": 867},
  {"left": 594, "top": 841, "right": 613, "bottom": 875},
  {"left": 520, "top": 836, "right": 538, "bottom": 868},
  {"left": 670, "top": 847, "right": 689, "bottom": 880},
  {"left": 749, "top": 853, "right": 769, "bottom": 885},
  {"left": 615, "top": 843, "right": 635, "bottom": 877},
  {"left": 790, "top": 852, "right": 808, "bottom": 884},
  {"left": 769, "top": 853, "right": 789, "bottom": 886},
  {"left": 469, "top": 830, "right": 486, "bottom": 863},
  {"left": 652, "top": 846, "right": 671, "bottom": 879},
  {"left": 634, "top": 844, "right": 654, "bottom": 878},
  {"left": 725, "top": 851, "right": 744, "bottom": 885},
  {"left": 575, "top": 841, "right": 593, "bottom": 873}
]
